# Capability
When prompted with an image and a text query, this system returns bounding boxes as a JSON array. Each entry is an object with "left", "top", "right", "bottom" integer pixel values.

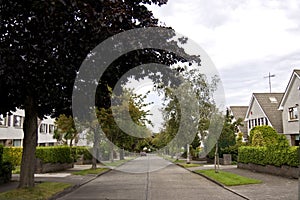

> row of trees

[{"left": 0, "top": 0, "right": 188, "bottom": 188}]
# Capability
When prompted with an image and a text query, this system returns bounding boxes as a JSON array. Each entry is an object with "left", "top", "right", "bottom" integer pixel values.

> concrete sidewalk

[
  {"left": 186, "top": 164, "right": 299, "bottom": 200},
  {"left": 0, "top": 164, "right": 110, "bottom": 194}
]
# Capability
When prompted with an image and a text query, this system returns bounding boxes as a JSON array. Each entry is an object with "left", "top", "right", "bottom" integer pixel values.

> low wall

[
  {"left": 238, "top": 163, "right": 299, "bottom": 179},
  {"left": 35, "top": 158, "right": 73, "bottom": 173}
]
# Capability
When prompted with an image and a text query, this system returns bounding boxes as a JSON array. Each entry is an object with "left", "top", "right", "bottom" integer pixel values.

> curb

[
  {"left": 174, "top": 163, "right": 251, "bottom": 200},
  {"left": 48, "top": 168, "right": 112, "bottom": 200}
]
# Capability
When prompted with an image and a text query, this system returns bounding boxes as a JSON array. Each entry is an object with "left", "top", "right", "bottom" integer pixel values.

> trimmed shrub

[
  {"left": 249, "top": 126, "right": 280, "bottom": 146},
  {"left": 3, "top": 146, "right": 74, "bottom": 165},
  {"left": 238, "top": 146, "right": 299, "bottom": 167},
  {"left": 0, "top": 145, "right": 13, "bottom": 183},
  {"left": 71, "top": 146, "right": 93, "bottom": 161},
  {"left": 36, "top": 146, "right": 73, "bottom": 164},
  {"left": 3, "top": 147, "right": 22, "bottom": 166}
]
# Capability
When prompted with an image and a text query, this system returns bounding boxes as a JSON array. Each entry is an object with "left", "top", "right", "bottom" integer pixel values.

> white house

[
  {"left": 229, "top": 106, "right": 248, "bottom": 142},
  {"left": 245, "top": 93, "right": 284, "bottom": 135},
  {"left": 278, "top": 69, "right": 300, "bottom": 146},
  {"left": 0, "top": 108, "right": 57, "bottom": 146}
]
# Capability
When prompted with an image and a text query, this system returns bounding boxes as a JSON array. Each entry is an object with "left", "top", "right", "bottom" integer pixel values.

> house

[
  {"left": 278, "top": 69, "right": 300, "bottom": 146},
  {"left": 229, "top": 106, "right": 248, "bottom": 142},
  {"left": 245, "top": 93, "right": 284, "bottom": 136},
  {"left": 0, "top": 108, "right": 57, "bottom": 147}
]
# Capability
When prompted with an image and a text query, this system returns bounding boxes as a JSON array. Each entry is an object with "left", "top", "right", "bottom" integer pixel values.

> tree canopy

[{"left": 0, "top": 0, "right": 177, "bottom": 188}]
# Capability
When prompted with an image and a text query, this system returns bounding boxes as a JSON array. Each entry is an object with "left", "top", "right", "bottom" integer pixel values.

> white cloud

[{"left": 148, "top": 0, "right": 300, "bottom": 106}]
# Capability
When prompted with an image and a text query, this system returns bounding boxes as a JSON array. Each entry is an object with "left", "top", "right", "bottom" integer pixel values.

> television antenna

[{"left": 264, "top": 72, "right": 275, "bottom": 93}]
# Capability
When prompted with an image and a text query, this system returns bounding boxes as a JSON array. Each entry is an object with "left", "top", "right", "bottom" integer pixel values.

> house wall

[
  {"left": 247, "top": 98, "right": 270, "bottom": 134},
  {"left": 0, "top": 108, "right": 57, "bottom": 146},
  {"left": 282, "top": 76, "right": 300, "bottom": 145},
  {"left": 0, "top": 109, "right": 24, "bottom": 146}
]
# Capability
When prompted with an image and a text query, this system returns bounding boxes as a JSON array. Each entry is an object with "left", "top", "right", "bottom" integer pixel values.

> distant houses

[
  {"left": 0, "top": 108, "right": 57, "bottom": 146},
  {"left": 230, "top": 69, "right": 300, "bottom": 146}
]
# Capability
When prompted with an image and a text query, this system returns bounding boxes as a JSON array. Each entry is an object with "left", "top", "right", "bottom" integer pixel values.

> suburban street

[{"left": 58, "top": 155, "right": 244, "bottom": 200}]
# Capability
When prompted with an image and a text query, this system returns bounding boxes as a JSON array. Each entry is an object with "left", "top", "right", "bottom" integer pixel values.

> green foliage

[
  {"left": 54, "top": 114, "right": 78, "bottom": 146},
  {"left": 3, "top": 147, "right": 23, "bottom": 166},
  {"left": 0, "top": 145, "right": 13, "bottom": 183},
  {"left": 71, "top": 146, "right": 93, "bottom": 161},
  {"left": 249, "top": 126, "right": 279, "bottom": 146},
  {"left": 238, "top": 146, "right": 299, "bottom": 167},
  {"left": 4, "top": 146, "right": 74, "bottom": 165},
  {"left": 36, "top": 146, "right": 73, "bottom": 164}
]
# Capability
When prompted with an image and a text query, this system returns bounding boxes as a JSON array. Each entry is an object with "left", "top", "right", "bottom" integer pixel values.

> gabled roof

[
  {"left": 230, "top": 106, "right": 248, "bottom": 120},
  {"left": 279, "top": 69, "right": 300, "bottom": 109},
  {"left": 229, "top": 106, "right": 248, "bottom": 134},
  {"left": 246, "top": 93, "right": 284, "bottom": 133}
]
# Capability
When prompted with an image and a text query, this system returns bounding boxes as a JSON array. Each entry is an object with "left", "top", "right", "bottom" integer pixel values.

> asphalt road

[{"left": 57, "top": 155, "right": 244, "bottom": 200}]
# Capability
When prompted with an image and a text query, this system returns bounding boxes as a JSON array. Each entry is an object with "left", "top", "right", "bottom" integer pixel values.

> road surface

[{"left": 58, "top": 155, "right": 244, "bottom": 200}]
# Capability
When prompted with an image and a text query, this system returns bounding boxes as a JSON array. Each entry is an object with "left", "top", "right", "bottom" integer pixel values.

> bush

[
  {"left": 238, "top": 146, "right": 299, "bottom": 167},
  {"left": 71, "top": 146, "right": 93, "bottom": 161},
  {"left": 249, "top": 126, "right": 280, "bottom": 146},
  {"left": 3, "top": 147, "right": 22, "bottom": 166},
  {"left": 0, "top": 145, "right": 13, "bottom": 183},
  {"left": 36, "top": 146, "right": 73, "bottom": 164}
]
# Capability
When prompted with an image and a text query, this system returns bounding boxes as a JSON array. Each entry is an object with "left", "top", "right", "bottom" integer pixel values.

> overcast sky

[{"left": 147, "top": 0, "right": 300, "bottom": 106}]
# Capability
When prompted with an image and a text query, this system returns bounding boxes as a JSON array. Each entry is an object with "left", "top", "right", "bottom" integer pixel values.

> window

[
  {"left": 13, "top": 139, "right": 21, "bottom": 147},
  {"left": 49, "top": 125, "right": 55, "bottom": 134},
  {"left": 13, "top": 115, "right": 23, "bottom": 128},
  {"left": 39, "top": 123, "right": 47, "bottom": 133},
  {"left": 0, "top": 114, "right": 6, "bottom": 126},
  {"left": 269, "top": 97, "right": 278, "bottom": 103},
  {"left": 248, "top": 121, "right": 251, "bottom": 129},
  {"left": 289, "top": 107, "right": 298, "bottom": 120}
]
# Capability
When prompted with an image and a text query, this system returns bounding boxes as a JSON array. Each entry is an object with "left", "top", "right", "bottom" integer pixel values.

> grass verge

[
  {"left": 0, "top": 182, "right": 72, "bottom": 200},
  {"left": 195, "top": 169, "right": 262, "bottom": 186},
  {"left": 178, "top": 163, "right": 202, "bottom": 168},
  {"left": 71, "top": 168, "right": 109, "bottom": 176}
]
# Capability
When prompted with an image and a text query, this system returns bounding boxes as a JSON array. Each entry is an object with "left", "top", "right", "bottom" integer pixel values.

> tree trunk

[
  {"left": 110, "top": 142, "right": 114, "bottom": 162},
  {"left": 18, "top": 96, "right": 38, "bottom": 188},
  {"left": 92, "top": 127, "right": 100, "bottom": 169},
  {"left": 119, "top": 148, "right": 124, "bottom": 160}
]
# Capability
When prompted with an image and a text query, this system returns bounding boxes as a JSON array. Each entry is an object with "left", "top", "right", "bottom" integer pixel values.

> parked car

[{"left": 140, "top": 152, "right": 147, "bottom": 156}]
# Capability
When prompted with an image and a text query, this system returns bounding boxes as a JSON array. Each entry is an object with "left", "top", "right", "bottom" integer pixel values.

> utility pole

[{"left": 264, "top": 72, "right": 275, "bottom": 93}]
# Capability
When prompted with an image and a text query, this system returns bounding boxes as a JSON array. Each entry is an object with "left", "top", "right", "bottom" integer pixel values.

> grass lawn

[
  {"left": 178, "top": 163, "right": 202, "bottom": 168},
  {"left": 195, "top": 169, "right": 262, "bottom": 186},
  {"left": 71, "top": 167, "right": 109, "bottom": 176},
  {"left": 0, "top": 182, "right": 72, "bottom": 200}
]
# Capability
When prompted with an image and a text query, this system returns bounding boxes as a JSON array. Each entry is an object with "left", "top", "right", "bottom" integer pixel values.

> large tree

[{"left": 0, "top": 0, "right": 180, "bottom": 188}]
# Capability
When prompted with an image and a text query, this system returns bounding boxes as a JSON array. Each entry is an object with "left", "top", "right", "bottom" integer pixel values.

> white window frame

[{"left": 288, "top": 107, "right": 298, "bottom": 121}]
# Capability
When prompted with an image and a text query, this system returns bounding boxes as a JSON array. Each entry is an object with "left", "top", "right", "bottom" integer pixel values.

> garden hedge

[
  {"left": 3, "top": 146, "right": 93, "bottom": 166},
  {"left": 238, "top": 146, "right": 299, "bottom": 167},
  {"left": 36, "top": 146, "right": 73, "bottom": 164},
  {"left": 3, "top": 146, "right": 74, "bottom": 166},
  {"left": 0, "top": 145, "right": 13, "bottom": 183},
  {"left": 71, "top": 146, "right": 93, "bottom": 161}
]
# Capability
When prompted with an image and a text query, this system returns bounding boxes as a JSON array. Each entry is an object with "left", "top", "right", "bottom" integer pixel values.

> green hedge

[
  {"left": 238, "top": 146, "right": 299, "bottom": 167},
  {"left": 3, "top": 146, "right": 74, "bottom": 165},
  {"left": 3, "top": 147, "right": 22, "bottom": 166},
  {"left": 36, "top": 146, "right": 73, "bottom": 164},
  {"left": 0, "top": 145, "right": 13, "bottom": 183},
  {"left": 71, "top": 146, "right": 93, "bottom": 161}
]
